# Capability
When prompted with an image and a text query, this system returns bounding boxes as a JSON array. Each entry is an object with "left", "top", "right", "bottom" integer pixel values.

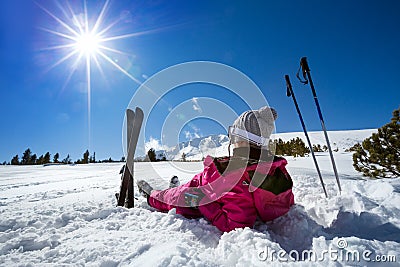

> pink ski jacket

[{"left": 149, "top": 155, "right": 294, "bottom": 232}]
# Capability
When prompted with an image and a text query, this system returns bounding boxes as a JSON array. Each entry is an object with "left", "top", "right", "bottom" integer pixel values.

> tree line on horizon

[
  {"left": 146, "top": 148, "right": 190, "bottom": 162},
  {"left": 2, "top": 148, "right": 125, "bottom": 166},
  {"left": 144, "top": 137, "right": 326, "bottom": 162}
]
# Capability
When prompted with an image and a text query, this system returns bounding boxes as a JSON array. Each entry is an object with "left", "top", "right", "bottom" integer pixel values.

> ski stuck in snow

[{"left": 117, "top": 107, "right": 144, "bottom": 208}]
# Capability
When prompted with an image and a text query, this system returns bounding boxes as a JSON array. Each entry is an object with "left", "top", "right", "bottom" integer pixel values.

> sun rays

[{"left": 36, "top": 0, "right": 156, "bottom": 148}]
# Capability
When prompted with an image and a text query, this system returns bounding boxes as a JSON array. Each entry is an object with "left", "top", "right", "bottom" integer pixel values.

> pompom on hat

[{"left": 230, "top": 106, "right": 277, "bottom": 147}]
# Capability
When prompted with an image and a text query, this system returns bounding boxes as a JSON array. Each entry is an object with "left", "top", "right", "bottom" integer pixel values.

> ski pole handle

[{"left": 300, "top": 57, "right": 310, "bottom": 73}]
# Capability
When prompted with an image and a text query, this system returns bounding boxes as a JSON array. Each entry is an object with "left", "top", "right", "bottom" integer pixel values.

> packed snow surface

[{"left": 1, "top": 130, "right": 399, "bottom": 266}]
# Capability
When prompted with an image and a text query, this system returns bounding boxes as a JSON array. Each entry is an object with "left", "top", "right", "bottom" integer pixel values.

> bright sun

[
  {"left": 37, "top": 0, "right": 152, "bottom": 87},
  {"left": 37, "top": 0, "right": 157, "bottom": 149},
  {"left": 74, "top": 32, "right": 101, "bottom": 55}
]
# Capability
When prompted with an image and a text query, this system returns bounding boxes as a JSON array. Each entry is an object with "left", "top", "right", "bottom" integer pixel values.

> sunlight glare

[
  {"left": 37, "top": 0, "right": 166, "bottom": 151},
  {"left": 74, "top": 32, "right": 100, "bottom": 55}
]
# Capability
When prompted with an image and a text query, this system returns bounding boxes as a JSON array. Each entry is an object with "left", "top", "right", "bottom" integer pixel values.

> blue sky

[{"left": 1, "top": 0, "right": 399, "bottom": 162}]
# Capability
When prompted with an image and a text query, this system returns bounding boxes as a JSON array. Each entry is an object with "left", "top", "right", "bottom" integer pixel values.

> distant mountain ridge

[
  {"left": 148, "top": 129, "right": 376, "bottom": 161},
  {"left": 152, "top": 134, "right": 229, "bottom": 161}
]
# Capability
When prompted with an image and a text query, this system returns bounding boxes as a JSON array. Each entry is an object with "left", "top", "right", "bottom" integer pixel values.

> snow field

[{"left": 0, "top": 152, "right": 399, "bottom": 266}]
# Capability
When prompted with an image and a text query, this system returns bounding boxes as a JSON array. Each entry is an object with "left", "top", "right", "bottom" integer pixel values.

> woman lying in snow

[{"left": 137, "top": 107, "right": 294, "bottom": 232}]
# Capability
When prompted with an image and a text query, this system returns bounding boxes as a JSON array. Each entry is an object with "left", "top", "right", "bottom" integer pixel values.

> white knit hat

[{"left": 230, "top": 106, "right": 277, "bottom": 147}]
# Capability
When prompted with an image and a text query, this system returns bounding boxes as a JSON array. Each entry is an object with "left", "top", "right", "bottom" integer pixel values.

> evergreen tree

[
  {"left": 279, "top": 138, "right": 288, "bottom": 155},
  {"left": 274, "top": 138, "right": 285, "bottom": 156},
  {"left": 312, "top": 144, "right": 323, "bottom": 152},
  {"left": 89, "top": 152, "right": 96, "bottom": 163},
  {"left": 147, "top": 148, "right": 156, "bottom": 162},
  {"left": 37, "top": 155, "right": 44, "bottom": 165},
  {"left": 82, "top": 150, "right": 90, "bottom": 164},
  {"left": 30, "top": 154, "right": 37, "bottom": 165},
  {"left": 347, "top": 143, "right": 361, "bottom": 152},
  {"left": 53, "top": 153, "right": 59, "bottom": 163},
  {"left": 353, "top": 107, "right": 400, "bottom": 178},
  {"left": 11, "top": 155, "right": 19, "bottom": 165},
  {"left": 273, "top": 138, "right": 309, "bottom": 157},
  {"left": 62, "top": 154, "right": 71, "bottom": 164},
  {"left": 156, "top": 152, "right": 166, "bottom": 161},
  {"left": 101, "top": 157, "right": 114, "bottom": 163},
  {"left": 22, "top": 148, "right": 32, "bottom": 165},
  {"left": 291, "top": 137, "right": 310, "bottom": 157},
  {"left": 43, "top": 152, "right": 51, "bottom": 164}
]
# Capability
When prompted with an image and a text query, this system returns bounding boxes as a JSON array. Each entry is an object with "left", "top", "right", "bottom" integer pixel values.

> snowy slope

[
  {"left": 271, "top": 129, "right": 377, "bottom": 152},
  {"left": 1, "top": 130, "right": 399, "bottom": 266}
]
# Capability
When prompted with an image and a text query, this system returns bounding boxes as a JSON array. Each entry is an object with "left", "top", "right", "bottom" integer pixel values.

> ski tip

[
  {"left": 135, "top": 107, "right": 144, "bottom": 115},
  {"left": 126, "top": 107, "right": 143, "bottom": 117}
]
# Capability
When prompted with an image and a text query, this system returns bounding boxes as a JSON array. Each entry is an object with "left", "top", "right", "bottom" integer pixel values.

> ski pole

[
  {"left": 285, "top": 75, "right": 328, "bottom": 198},
  {"left": 297, "top": 57, "right": 342, "bottom": 193}
]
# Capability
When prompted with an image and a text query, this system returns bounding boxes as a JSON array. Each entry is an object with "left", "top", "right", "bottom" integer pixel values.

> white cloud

[
  {"left": 184, "top": 131, "right": 191, "bottom": 139},
  {"left": 184, "top": 131, "right": 201, "bottom": 140},
  {"left": 144, "top": 137, "right": 167, "bottom": 152},
  {"left": 192, "top": 97, "right": 202, "bottom": 113},
  {"left": 183, "top": 121, "right": 203, "bottom": 140}
]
